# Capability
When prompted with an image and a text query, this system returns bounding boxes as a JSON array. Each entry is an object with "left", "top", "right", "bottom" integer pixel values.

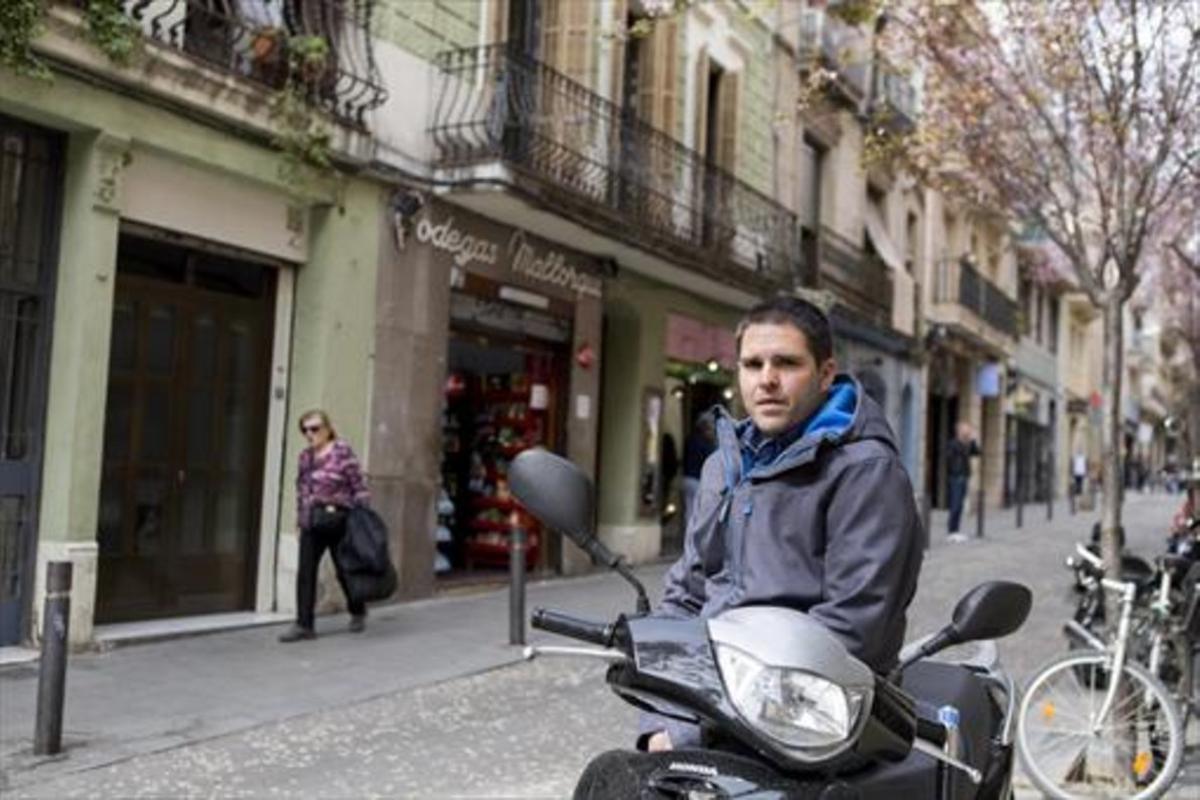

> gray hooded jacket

[{"left": 640, "top": 374, "right": 924, "bottom": 747}]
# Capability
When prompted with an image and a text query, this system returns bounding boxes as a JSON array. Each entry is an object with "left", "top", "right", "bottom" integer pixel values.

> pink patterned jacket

[{"left": 297, "top": 439, "right": 370, "bottom": 529}]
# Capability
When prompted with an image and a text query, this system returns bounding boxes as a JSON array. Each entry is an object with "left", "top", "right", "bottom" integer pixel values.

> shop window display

[{"left": 441, "top": 342, "right": 559, "bottom": 575}]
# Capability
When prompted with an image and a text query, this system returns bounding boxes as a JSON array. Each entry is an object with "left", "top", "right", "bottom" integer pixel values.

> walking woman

[{"left": 279, "top": 409, "right": 371, "bottom": 642}]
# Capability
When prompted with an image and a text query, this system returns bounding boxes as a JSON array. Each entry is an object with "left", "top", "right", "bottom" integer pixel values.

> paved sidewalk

[
  {"left": 0, "top": 564, "right": 667, "bottom": 792},
  {"left": 0, "top": 489, "right": 1188, "bottom": 796}
]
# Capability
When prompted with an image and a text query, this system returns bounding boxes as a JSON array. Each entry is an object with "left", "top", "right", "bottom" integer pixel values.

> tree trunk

[{"left": 1100, "top": 294, "right": 1124, "bottom": 577}]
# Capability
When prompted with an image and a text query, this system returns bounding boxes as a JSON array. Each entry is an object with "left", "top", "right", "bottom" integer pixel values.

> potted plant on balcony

[
  {"left": 250, "top": 25, "right": 282, "bottom": 61},
  {"left": 288, "top": 34, "right": 331, "bottom": 85}
]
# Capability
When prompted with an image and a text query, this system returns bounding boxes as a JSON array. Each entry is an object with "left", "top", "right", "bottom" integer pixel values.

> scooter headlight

[{"left": 715, "top": 642, "right": 868, "bottom": 750}]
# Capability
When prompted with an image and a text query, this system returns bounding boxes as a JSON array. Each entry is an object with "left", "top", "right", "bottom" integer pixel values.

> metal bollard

[
  {"left": 1046, "top": 480, "right": 1053, "bottom": 521},
  {"left": 34, "top": 561, "right": 72, "bottom": 756},
  {"left": 976, "top": 481, "right": 986, "bottom": 540},
  {"left": 509, "top": 526, "right": 526, "bottom": 646},
  {"left": 1016, "top": 480, "right": 1024, "bottom": 529}
]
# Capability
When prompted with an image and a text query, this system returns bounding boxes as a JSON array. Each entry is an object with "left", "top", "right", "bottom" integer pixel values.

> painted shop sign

[{"left": 413, "top": 205, "right": 603, "bottom": 300}]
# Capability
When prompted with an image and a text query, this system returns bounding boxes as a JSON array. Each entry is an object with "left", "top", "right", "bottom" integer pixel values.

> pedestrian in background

[
  {"left": 279, "top": 409, "right": 371, "bottom": 643},
  {"left": 946, "top": 421, "right": 980, "bottom": 543},
  {"left": 1072, "top": 450, "right": 1088, "bottom": 498},
  {"left": 680, "top": 415, "right": 716, "bottom": 526}
]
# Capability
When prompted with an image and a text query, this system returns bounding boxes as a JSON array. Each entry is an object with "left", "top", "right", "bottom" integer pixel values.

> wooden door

[{"left": 97, "top": 239, "right": 272, "bottom": 623}]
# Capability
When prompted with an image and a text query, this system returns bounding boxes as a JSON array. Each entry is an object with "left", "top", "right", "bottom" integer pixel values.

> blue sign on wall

[{"left": 977, "top": 362, "right": 1002, "bottom": 398}]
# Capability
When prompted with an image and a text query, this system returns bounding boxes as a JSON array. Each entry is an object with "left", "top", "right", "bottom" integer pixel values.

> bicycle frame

[{"left": 1091, "top": 577, "right": 1139, "bottom": 732}]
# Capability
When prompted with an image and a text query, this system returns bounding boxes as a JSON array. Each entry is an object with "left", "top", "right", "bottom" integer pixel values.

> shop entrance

[
  {"left": 96, "top": 231, "right": 274, "bottom": 623},
  {"left": 661, "top": 362, "right": 734, "bottom": 557},
  {"left": 439, "top": 299, "right": 569, "bottom": 581},
  {"left": 925, "top": 392, "right": 958, "bottom": 508}
]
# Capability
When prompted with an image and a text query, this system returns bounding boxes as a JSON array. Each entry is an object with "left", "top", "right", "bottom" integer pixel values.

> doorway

[
  {"left": 0, "top": 116, "right": 63, "bottom": 645},
  {"left": 925, "top": 393, "right": 958, "bottom": 508},
  {"left": 439, "top": 295, "right": 570, "bottom": 582},
  {"left": 96, "top": 232, "right": 274, "bottom": 623}
]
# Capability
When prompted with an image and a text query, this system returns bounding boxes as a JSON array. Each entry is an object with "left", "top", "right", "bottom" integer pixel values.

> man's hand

[{"left": 647, "top": 731, "right": 673, "bottom": 752}]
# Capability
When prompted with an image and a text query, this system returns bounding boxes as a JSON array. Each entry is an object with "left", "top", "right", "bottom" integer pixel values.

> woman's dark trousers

[{"left": 296, "top": 521, "right": 365, "bottom": 630}]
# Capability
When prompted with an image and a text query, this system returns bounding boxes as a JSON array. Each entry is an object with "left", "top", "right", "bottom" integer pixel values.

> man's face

[{"left": 738, "top": 322, "right": 836, "bottom": 437}]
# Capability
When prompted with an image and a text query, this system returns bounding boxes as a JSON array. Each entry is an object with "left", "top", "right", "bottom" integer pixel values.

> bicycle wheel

[{"left": 1017, "top": 651, "right": 1184, "bottom": 799}]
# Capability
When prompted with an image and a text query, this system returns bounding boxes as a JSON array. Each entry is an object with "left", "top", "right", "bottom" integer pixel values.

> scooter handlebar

[{"left": 531, "top": 608, "right": 615, "bottom": 647}]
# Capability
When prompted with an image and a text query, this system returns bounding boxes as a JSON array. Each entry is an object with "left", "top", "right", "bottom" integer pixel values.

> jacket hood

[{"left": 713, "top": 374, "right": 899, "bottom": 483}]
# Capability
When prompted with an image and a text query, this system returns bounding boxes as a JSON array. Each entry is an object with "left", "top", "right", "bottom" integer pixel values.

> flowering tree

[
  {"left": 1158, "top": 192, "right": 1200, "bottom": 457},
  {"left": 869, "top": 0, "right": 1200, "bottom": 573}
]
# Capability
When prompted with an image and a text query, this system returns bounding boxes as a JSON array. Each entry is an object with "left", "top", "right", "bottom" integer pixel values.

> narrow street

[{"left": 2, "top": 491, "right": 1194, "bottom": 798}]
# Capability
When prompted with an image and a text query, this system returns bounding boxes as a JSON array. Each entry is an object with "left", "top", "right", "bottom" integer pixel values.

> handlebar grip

[{"left": 531, "top": 608, "right": 613, "bottom": 646}]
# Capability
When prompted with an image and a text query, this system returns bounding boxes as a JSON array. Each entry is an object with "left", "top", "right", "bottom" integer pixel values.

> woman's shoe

[
  {"left": 278, "top": 624, "right": 316, "bottom": 643},
  {"left": 348, "top": 614, "right": 366, "bottom": 633}
]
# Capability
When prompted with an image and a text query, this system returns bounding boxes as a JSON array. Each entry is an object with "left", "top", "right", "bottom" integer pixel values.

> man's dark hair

[{"left": 735, "top": 295, "right": 833, "bottom": 364}]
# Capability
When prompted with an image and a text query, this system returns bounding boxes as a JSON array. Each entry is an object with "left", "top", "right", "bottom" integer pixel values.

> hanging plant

[
  {"left": 0, "top": 0, "right": 50, "bottom": 79},
  {"left": 83, "top": 0, "right": 142, "bottom": 67},
  {"left": 270, "top": 34, "right": 335, "bottom": 185}
]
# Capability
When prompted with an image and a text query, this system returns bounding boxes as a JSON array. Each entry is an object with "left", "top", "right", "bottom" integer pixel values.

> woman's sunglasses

[{"left": 301, "top": 424, "right": 324, "bottom": 435}]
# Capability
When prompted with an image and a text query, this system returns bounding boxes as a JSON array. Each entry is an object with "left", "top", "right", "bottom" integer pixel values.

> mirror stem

[
  {"left": 889, "top": 628, "right": 956, "bottom": 681},
  {"left": 583, "top": 537, "right": 651, "bottom": 615}
]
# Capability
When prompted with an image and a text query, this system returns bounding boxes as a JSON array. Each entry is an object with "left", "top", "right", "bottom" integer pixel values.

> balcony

[
  {"left": 870, "top": 59, "right": 918, "bottom": 131},
  {"left": 430, "top": 45, "right": 799, "bottom": 291},
  {"left": 813, "top": 226, "right": 893, "bottom": 329},
  {"left": 61, "top": 1, "right": 386, "bottom": 127},
  {"left": 934, "top": 256, "right": 1018, "bottom": 350},
  {"left": 796, "top": 9, "right": 870, "bottom": 108}
]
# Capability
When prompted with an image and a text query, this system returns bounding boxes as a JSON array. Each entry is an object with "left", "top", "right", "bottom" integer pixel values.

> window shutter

[
  {"left": 490, "top": 0, "right": 510, "bottom": 47},
  {"left": 639, "top": 19, "right": 679, "bottom": 136},
  {"left": 540, "top": 0, "right": 562, "bottom": 66},
  {"left": 542, "top": 0, "right": 594, "bottom": 87},
  {"left": 693, "top": 49, "right": 711, "bottom": 157},
  {"left": 606, "top": 0, "right": 628, "bottom": 105},
  {"left": 717, "top": 71, "right": 739, "bottom": 173}
]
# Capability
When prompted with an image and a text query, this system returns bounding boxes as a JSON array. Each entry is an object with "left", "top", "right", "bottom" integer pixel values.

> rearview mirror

[
  {"left": 509, "top": 449, "right": 596, "bottom": 548},
  {"left": 949, "top": 581, "right": 1032, "bottom": 644}
]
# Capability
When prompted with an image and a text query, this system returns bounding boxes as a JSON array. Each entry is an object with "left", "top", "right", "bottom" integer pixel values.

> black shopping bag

[{"left": 338, "top": 506, "right": 398, "bottom": 604}]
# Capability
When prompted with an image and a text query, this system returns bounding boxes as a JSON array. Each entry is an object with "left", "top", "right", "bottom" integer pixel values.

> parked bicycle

[{"left": 1017, "top": 545, "right": 1187, "bottom": 799}]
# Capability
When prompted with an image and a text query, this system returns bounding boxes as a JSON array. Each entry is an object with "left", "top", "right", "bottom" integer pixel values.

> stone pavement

[{"left": 0, "top": 489, "right": 1192, "bottom": 797}]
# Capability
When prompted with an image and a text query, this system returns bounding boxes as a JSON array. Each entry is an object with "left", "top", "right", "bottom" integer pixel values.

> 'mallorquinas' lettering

[
  {"left": 416, "top": 213, "right": 603, "bottom": 298},
  {"left": 508, "top": 231, "right": 602, "bottom": 298}
]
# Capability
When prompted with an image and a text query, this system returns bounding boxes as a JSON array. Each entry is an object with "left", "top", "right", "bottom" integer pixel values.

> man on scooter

[{"left": 641, "top": 295, "right": 925, "bottom": 752}]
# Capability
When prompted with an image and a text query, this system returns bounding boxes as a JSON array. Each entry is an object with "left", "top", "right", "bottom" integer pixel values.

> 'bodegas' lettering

[
  {"left": 415, "top": 214, "right": 499, "bottom": 269},
  {"left": 415, "top": 212, "right": 602, "bottom": 298}
]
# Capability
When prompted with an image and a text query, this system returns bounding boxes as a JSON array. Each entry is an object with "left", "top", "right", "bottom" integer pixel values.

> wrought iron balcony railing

[
  {"left": 937, "top": 256, "right": 1018, "bottom": 338},
  {"left": 870, "top": 59, "right": 918, "bottom": 130},
  {"left": 815, "top": 225, "right": 893, "bottom": 326},
  {"left": 70, "top": 0, "right": 386, "bottom": 126},
  {"left": 431, "top": 44, "right": 799, "bottom": 288},
  {"left": 796, "top": 9, "right": 869, "bottom": 106}
]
